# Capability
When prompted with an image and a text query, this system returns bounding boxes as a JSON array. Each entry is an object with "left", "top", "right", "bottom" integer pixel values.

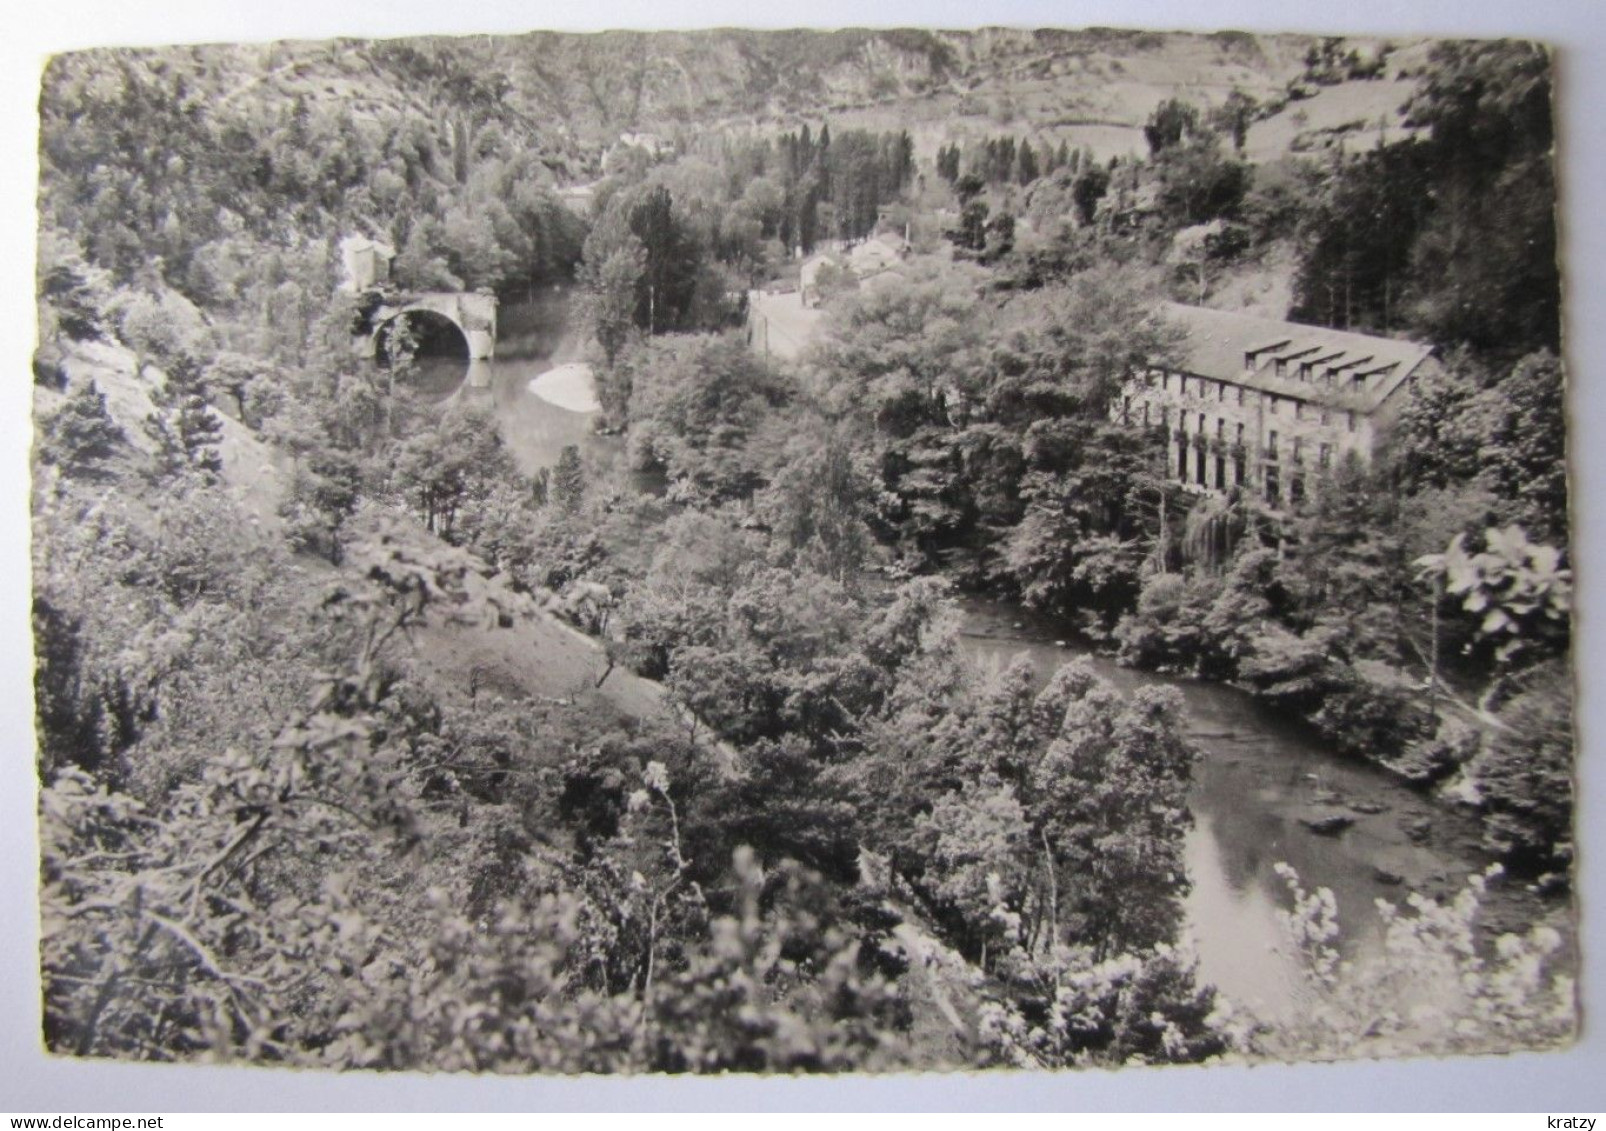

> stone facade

[
  {"left": 369, "top": 291, "right": 500, "bottom": 360},
  {"left": 1117, "top": 303, "right": 1440, "bottom": 507},
  {"left": 338, "top": 235, "right": 396, "bottom": 292}
]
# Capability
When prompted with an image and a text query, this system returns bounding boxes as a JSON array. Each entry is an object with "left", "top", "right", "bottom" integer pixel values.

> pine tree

[
  {"left": 144, "top": 359, "right": 223, "bottom": 483},
  {"left": 1017, "top": 139, "right": 1040, "bottom": 185},
  {"left": 42, "top": 380, "right": 125, "bottom": 474},
  {"left": 552, "top": 444, "right": 585, "bottom": 513}
]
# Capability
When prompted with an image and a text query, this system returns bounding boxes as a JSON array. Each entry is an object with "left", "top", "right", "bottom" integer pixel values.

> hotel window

[
  {"left": 1236, "top": 422, "right": 1245, "bottom": 444},
  {"left": 1143, "top": 403, "right": 1150, "bottom": 426},
  {"left": 1236, "top": 386, "right": 1245, "bottom": 406},
  {"left": 1267, "top": 396, "right": 1278, "bottom": 416},
  {"left": 1216, "top": 418, "right": 1225, "bottom": 441},
  {"left": 1347, "top": 411, "right": 1357, "bottom": 432},
  {"left": 1123, "top": 395, "right": 1131, "bottom": 424},
  {"left": 1198, "top": 413, "right": 1206, "bottom": 434},
  {"left": 1268, "top": 430, "right": 1279, "bottom": 460},
  {"left": 1292, "top": 436, "right": 1303, "bottom": 462},
  {"left": 1319, "top": 443, "right": 1332, "bottom": 470},
  {"left": 1179, "top": 375, "right": 1187, "bottom": 397},
  {"left": 1162, "top": 372, "right": 1170, "bottom": 392},
  {"left": 1293, "top": 401, "right": 1303, "bottom": 421},
  {"left": 1219, "top": 381, "right": 1227, "bottom": 402},
  {"left": 1265, "top": 465, "right": 1281, "bottom": 505},
  {"left": 1320, "top": 407, "right": 1330, "bottom": 426}
]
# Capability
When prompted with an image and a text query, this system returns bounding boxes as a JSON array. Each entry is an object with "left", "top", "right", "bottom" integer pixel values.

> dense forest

[{"left": 32, "top": 29, "right": 1574, "bottom": 1073}]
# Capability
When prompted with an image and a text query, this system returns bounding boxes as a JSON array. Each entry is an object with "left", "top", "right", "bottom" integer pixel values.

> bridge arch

[
  {"left": 367, "top": 291, "right": 498, "bottom": 361},
  {"left": 374, "top": 308, "right": 471, "bottom": 364}
]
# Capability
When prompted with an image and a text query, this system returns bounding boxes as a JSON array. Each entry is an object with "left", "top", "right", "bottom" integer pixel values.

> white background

[{"left": 2, "top": 0, "right": 1603, "bottom": 1113}]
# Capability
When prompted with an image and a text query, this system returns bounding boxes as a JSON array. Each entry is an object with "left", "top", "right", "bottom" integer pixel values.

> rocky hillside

[
  {"left": 50, "top": 27, "right": 1435, "bottom": 174},
  {"left": 482, "top": 27, "right": 1383, "bottom": 159}
]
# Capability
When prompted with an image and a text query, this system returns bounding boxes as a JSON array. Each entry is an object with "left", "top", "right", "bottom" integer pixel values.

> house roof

[{"left": 1159, "top": 302, "right": 1436, "bottom": 413}]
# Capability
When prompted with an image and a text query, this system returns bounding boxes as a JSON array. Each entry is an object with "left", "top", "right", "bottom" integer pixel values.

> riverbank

[{"left": 528, "top": 362, "right": 600, "bottom": 412}]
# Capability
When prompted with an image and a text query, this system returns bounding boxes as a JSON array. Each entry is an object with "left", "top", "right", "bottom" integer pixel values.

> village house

[
  {"left": 1117, "top": 303, "right": 1441, "bottom": 507},
  {"left": 338, "top": 235, "right": 396, "bottom": 292},
  {"left": 799, "top": 230, "right": 910, "bottom": 307}
]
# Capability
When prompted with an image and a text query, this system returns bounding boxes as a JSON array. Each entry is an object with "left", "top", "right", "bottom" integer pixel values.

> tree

[
  {"left": 552, "top": 444, "right": 586, "bottom": 514},
  {"left": 1477, "top": 350, "right": 1568, "bottom": 545},
  {"left": 1291, "top": 141, "right": 1433, "bottom": 333},
  {"left": 1403, "top": 40, "right": 1558, "bottom": 357},
  {"left": 954, "top": 200, "right": 990, "bottom": 252},
  {"left": 1154, "top": 135, "right": 1250, "bottom": 228},
  {"left": 1016, "top": 139, "right": 1040, "bottom": 186},
  {"left": 629, "top": 186, "right": 700, "bottom": 334},
  {"left": 626, "top": 333, "right": 791, "bottom": 504},
  {"left": 390, "top": 405, "right": 524, "bottom": 541},
  {"left": 917, "top": 783, "right": 1032, "bottom": 965},
  {"left": 1071, "top": 165, "right": 1109, "bottom": 227},
  {"left": 1144, "top": 98, "right": 1201, "bottom": 155},
  {"left": 144, "top": 361, "right": 224, "bottom": 483},
  {"left": 40, "top": 380, "right": 125, "bottom": 475},
  {"left": 38, "top": 231, "right": 110, "bottom": 345},
  {"left": 1031, "top": 662, "right": 1196, "bottom": 959},
  {"left": 1210, "top": 89, "right": 1259, "bottom": 153},
  {"left": 1290, "top": 42, "right": 1558, "bottom": 358},
  {"left": 206, "top": 351, "right": 283, "bottom": 430},
  {"left": 580, "top": 216, "right": 648, "bottom": 375},
  {"left": 758, "top": 428, "right": 880, "bottom": 583},
  {"left": 281, "top": 449, "right": 362, "bottom": 564}
]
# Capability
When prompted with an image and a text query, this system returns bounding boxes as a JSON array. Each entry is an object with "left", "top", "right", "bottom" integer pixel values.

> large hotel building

[{"left": 1118, "top": 303, "right": 1441, "bottom": 506}]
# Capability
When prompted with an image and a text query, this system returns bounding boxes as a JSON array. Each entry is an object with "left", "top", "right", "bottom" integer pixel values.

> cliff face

[
  {"left": 42, "top": 26, "right": 1421, "bottom": 180},
  {"left": 487, "top": 27, "right": 1323, "bottom": 146}
]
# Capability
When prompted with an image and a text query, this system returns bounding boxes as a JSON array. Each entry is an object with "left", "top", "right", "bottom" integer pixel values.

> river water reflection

[{"left": 417, "top": 297, "right": 1551, "bottom": 1021}]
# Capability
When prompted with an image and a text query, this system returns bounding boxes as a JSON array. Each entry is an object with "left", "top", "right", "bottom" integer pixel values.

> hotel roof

[{"left": 1159, "top": 303, "right": 1436, "bottom": 413}]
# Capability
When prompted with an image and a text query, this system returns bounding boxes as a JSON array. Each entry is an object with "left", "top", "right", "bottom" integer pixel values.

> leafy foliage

[{"left": 1264, "top": 864, "right": 1575, "bottom": 1059}]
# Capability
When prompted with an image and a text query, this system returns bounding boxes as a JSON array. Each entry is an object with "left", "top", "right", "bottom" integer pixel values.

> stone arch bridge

[{"left": 368, "top": 291, "right": 498, "bottom": 361}]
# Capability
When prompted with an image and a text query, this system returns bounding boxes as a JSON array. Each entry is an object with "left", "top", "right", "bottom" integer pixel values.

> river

[
  {"left": 412, "top": 294, "right": 1562, "bottom": 1021},
  {"left": 953, "top": 594, "right": 1565, "bottom": 1020},
  {"left": 409, "top": 288, "right": 629, "bottom": 481}
]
